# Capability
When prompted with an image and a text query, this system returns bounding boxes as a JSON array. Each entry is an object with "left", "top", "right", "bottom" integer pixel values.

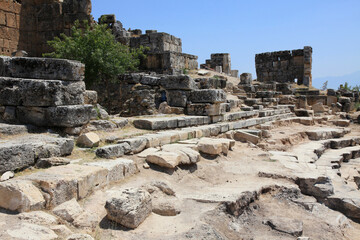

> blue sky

[{"left": 92, "top": 0, "right": 360, "bottom": 87}]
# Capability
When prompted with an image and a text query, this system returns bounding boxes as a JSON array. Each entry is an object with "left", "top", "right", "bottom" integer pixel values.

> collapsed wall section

[{"left": 255, "top": 46, "right": 312, "bottom": 87}]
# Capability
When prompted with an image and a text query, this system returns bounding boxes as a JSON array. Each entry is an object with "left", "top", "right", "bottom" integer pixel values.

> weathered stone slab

[
  {"left": 96, "top": 142, "right": 131, "bottom": 159},
  {"left": 46, "top": 105, "right": 93, "bottom": 127},
  {"left": 24, "top": 164, "right": 108, "bottom": 208},
  {"left": 0, "top": 56, "right": 84, "bottom": 81},
  {"left": 76, "top": 132, "right": 100, "bottom": 148},
  {"left": 186, "top": 103, "right": 226, "bottom": 116},
  {"left": 118, "top": 137, "right": 147, "bottom": 154},
  {"left": 234, "top": 130, "right": 260, "bottom": 144},
  {"left": 0, "top": 180, "right": 46, "bottom": 212},
  {"left": 133, "top": 117, "right": 178, "bottom": 130},
  {"left": 189, "top": 89, "right": 226, "bottom": 103},
  {"left": 146, "top": 151, "right": 182, "bottom": 168},
  {"left": 0, "top": 77, "right": 85, "bottom": 107},
  {"left": 0, "top": 135, "right": 74, "bottom": 174},
  {"left": 166, "top": 90, "right": 188, "bottom": 107},
  {"left": 160, "top": 75, "right": 196, "bottom": 90}
]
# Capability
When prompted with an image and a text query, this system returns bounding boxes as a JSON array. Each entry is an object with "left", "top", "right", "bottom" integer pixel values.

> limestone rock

[
  {"left": 0, "top": 171, "right": 14, "bottom": 181},
  {"left": 146, "top": 151, "right": 182, "bottom": 168},
  {"left": 52, "top": 198, "right": 84, "bottom": 223},
  {"left": 86, "top": 158, "right": 137, "bottom": 183},
  {"left": 77, "top": 132, "right": 100, "bottom": 148},
  {"left": 84, "top": 90, "right": 97, "bottom": 105},
  {"left": 296, "top": 176, "right": 334, "bottom": 199},
  {"left": 312, "top": 102, "right": 325, "bottom": 113},
  {"left": 66, "top": 234, "right": 94, "bottom": 240},
  {"left": 6, "top": 223, "right": 58, "bottom": 240},
  {"left": 73, "top": 211, "right": 99, "bottom": 229},
  {"left": 105, "top": 188, "right": 152, "bottom": 229},
  {"left": 35, "top": 157, "right": 70, "bottom": 169},
  {"left": 198, "top": 138, "right": 223, "bottom": 155},
  {"left": 152, "top": 198, "right": 181, "bottom": 216},
  {"left": 138, "top": 147, "right": 159, "bottom": 158},
  {"left": 46, "top": 105, "right": 93, "bottom": 127},
  {"left": 118, "top": 137, "right": 147, "bottom": 154},
  {"left": 0, "top": 180, "right": 45, "bottom": 212},
  {"left": 95, "top": 142, "right": 131, "bottom": 159},
  {"left": 50, "top": 225, "right": 73, "bottom": 237},
  {"left": 18, "top": 211, "right": 59, "bottom": 225},
  {"left": 234, "top": 130, "right": 260, "bottom": 144},
  {"left": 160, "top": 75, "right": 196, "bottom": 90}
]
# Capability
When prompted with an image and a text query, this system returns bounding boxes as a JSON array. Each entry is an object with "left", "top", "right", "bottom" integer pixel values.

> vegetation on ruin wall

[{"left": 44, "top": 20, "right": 146, "bottom": 88}]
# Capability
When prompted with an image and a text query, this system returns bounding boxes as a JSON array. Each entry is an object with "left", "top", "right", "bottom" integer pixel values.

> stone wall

[
  {"left": 255, "top": 46, "right": 312, "bottom": 87},
  {"left": 0, "top": 0, "right": 21, "bottom": 55},
  {"left": 130, "top": 30, "right": 182, "bottom": 53},
  {"left": 143, "top": 52, "right": 198, "bottom": 74},
  {"left": 90, "top": 73, "right": 227, "bottom": 117},
  {"left": 202, "top": 53, "right": 232, "bottom": 74},
  {"left": 0, "top": 0, "right": 92, "bottom": 57},
  {"left": 0, "top": 56, "right": 93, "bottom": 129}
]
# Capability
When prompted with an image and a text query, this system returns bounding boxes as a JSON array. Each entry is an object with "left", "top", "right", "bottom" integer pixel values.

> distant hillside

[{"left": 313, "top": 71, "right": 360, "bottom": 90}]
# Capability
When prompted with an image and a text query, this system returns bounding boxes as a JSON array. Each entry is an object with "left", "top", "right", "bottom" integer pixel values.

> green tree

[{"left": 44, "top": 20, "right": 146, "bottom": 109}]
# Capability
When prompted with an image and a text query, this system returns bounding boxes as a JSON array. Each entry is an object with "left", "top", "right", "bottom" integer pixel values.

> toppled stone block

[
  {"left": 95, "top": 142, "right": 131, "bottom": 159},
  {"left": 197, "top": 137, "right": 233, "bottom": 155},
  {"left": 76, "top": 132, "right": 100, "bottom": 148},
  {"left": 160, "top": 75, "right": 196, "bottom": 90},
  {"left": 312, "top": 102, "right": 326, "bottom": 113},
  {"left": 0, "top": 56, "right": 85, "bottom": 81},
  {"left": 0, "top": 77, "right": 85, "bottom": 107},
  {"left": 189, "top": 89, "right": 226, "bottom": 103},
  {"left": 86, "top": 158, "right": 137, "bottom": 183},
  {"left": 52, "top": 198, "right": 83, "bottom": 223},
  {"left": 117, "top": 137, "right": 147, "bottom": 154},
  {"left": 105, "top": 188, "right": 152, "bottom": 229},
  {"left": 234, "top": 130, "right": 260, "bottom": 144},
  {"left": 146, "top": 151, "right": 182, "bottom": 168},
  {"left": 0, "top": 180, "right": 46, "bottom": 212}
]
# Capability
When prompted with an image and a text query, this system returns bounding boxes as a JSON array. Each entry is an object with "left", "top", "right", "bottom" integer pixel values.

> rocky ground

[{"left": 0, "top": 115, "right": 360, "bottom": 240}]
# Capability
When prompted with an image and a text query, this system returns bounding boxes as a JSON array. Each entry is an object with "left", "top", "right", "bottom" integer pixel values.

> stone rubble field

[{"left": 0, "top": 109, "right": 360, "bottom": 240}]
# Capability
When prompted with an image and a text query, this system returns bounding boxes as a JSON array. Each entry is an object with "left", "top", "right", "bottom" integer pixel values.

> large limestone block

[
  {"left": 117, "top": 137, "right": 147, "bottom": 154},
  {"left": 166, "top": 90, "right": 188, "bottom": 107},
  {"left": 95, "top": 142, "right": 132, "bottom": 159},
  {"left": 105, "top": 188, "right": 152, "bottom": 229},
  {"left": 76, "top": 132, "right": 100, "bottom": 148},
  {"left": 160, "top": 75, "right": 196, "bottom": 90},
  {"left": 52, "top": 198, "right": 84, "bottom": 223},
  {"left": 186, "top": 103, "right": 226, "bottom": 116},
  {"left": 234, "top": 130, "right": 260, "bottom": 144},
  {"left": 46, "top": 105, "right": 93, "bottom": 127},
  {"left": 189, "top": 89, "right": 226, "bottom": 103},
  {"left": 0, "top": 56, "right": 85, "bottom": 81},
  {"left": 0, "top": 135, "right": 74, "bottom": 174},
  {"left": 25, "top": 164, "right": 108, "bottom": 208},
  {"left": 86, "top": 158, "right": 137, "bottom": 183},
  {"left": 0, "top": 180, "right": 45, "bottom": 212},
  {"left": 146, "top": 151, "right": 182, "bottom": 168},
  {"left": 133, "top": 117, "right": 178, "bottom": 130},
  {"left": 197, "top": 138, "right": 223, "bottom": 155},
  {"left": 0, "top": 77, "right": 85, "bottom": 107}
]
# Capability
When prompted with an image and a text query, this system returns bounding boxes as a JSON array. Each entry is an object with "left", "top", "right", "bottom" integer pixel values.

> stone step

[
  {"left": 96, "top": 112, "right": 295, "bottom": 159},
  {"left": 0, "top": 135, "right": 74, "bottom": 174},
  {"left": 305, "top": 128, "right": 350, "bottom": 141},
  {"left": 315, "top": 146, "right": 360, "bottom": 168},
  {"left": 0, "top": 159, "right": 137, "bottom": 212}
]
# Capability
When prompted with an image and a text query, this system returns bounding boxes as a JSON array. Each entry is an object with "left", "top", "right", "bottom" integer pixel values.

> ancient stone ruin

[
  {"left": 255, "top": 46, "right": 313, "bottom": 86},
  {"left": 0, "top": 0, "right": 92, "bottom": 57},
  {"left": 0, "top": 1, "right": 360, "bottom": 240}
]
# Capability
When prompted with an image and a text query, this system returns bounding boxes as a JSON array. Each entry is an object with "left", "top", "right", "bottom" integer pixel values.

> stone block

[
  {"left": 234, "top": 130, "right": 260, "bottom": 144},
  {"left": 160, "top": 75, "right": 196, "bottom": 90},
  {"left": 0, "top": 56, "right": 85, "bottom": 81},
  {"left": 118, "top": 137, "right": 147, "bottom": 154},
  {"left": 0, "top": 77, "right": 85, "bottom": 107},
  {"left": 0, "top": 180, "right": 46, "bottom": 212},
  {"left": 105, "top": 188, "right": 152, "bottom": 229},
  {"left": 189, "top": 89, "right": 226, "bottom": 103},
  {"left": 86, "top": 158, "right": 137, "bottom": 183},
  {"left": 240, "top": 73, "right": 252, "bottom": 84},
  {"left": 166, "top": 90, "right": 187, "bottom": 107},
  {"left": 46, "top": 105, "right": 93, "bottom": 127},
  {"left": 76, "top": 132, "right": 100, "bottom": 148},
  {"left": 84, "top": 90, "right": 97, "bottom": 105},
  {"left": 95, "top": 143, "right": 132, "bottom": 159}
]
